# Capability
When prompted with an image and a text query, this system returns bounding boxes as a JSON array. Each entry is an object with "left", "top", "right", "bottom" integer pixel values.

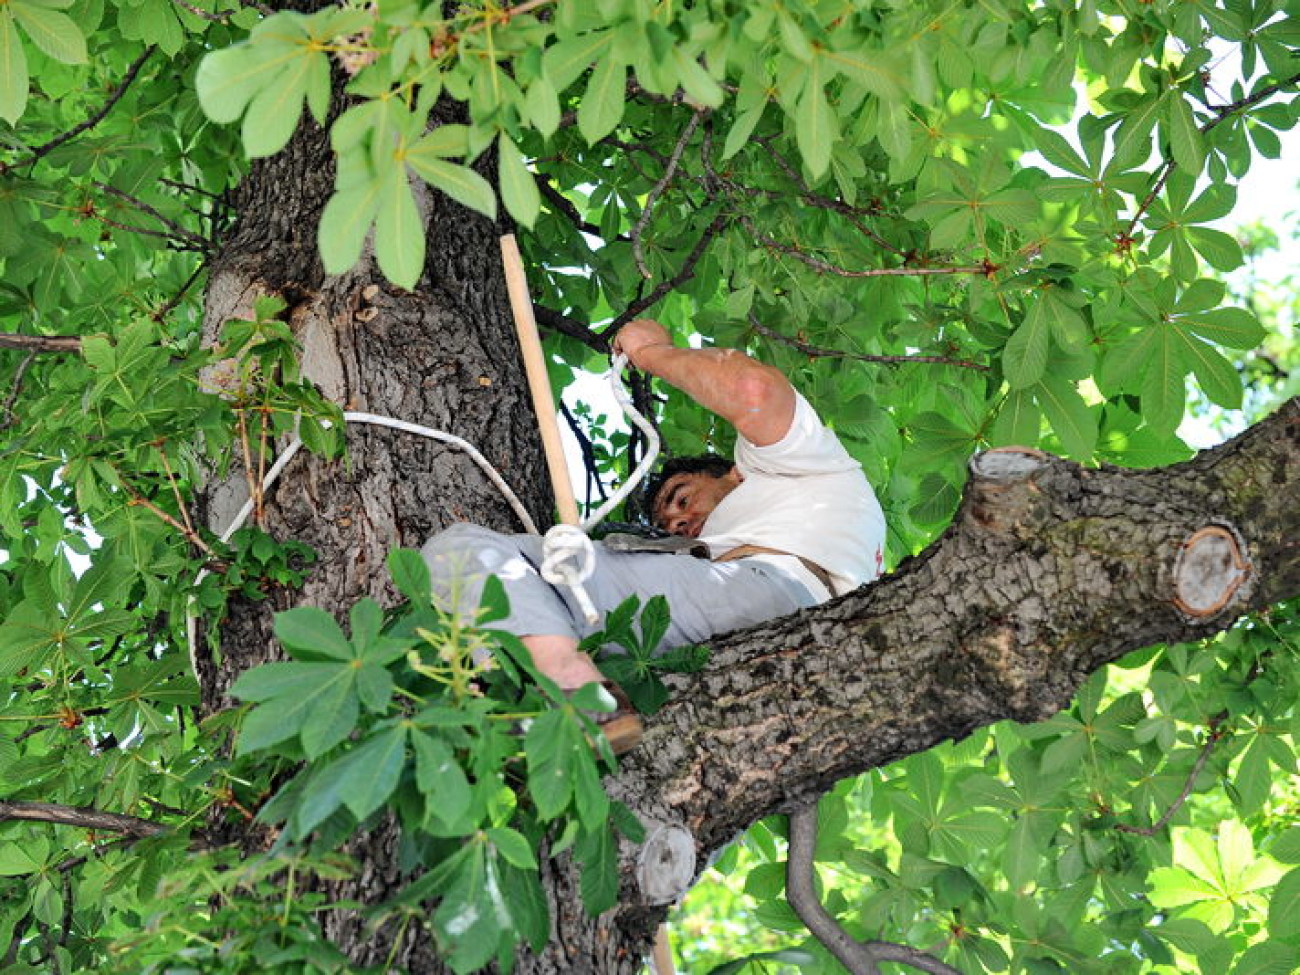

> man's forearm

[{"left": 620, "top": 325, "right": 795, "bottom": 447}]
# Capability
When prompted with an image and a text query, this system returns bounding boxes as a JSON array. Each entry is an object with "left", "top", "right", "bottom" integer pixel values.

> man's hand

[{"left": 612, "top": 318, "right": 674, "bottom": 369}]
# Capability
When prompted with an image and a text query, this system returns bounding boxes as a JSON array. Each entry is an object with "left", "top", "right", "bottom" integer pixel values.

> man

[{"left": 421, "top": 318, "right": 886, "bottom": 753}]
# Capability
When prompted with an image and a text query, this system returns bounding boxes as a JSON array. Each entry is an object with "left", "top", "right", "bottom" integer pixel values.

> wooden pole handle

[{"left": 499, "top": 234, "right": 580, "bottom": 526}]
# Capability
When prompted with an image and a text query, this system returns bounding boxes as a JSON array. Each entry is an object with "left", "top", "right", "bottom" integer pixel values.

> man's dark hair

[{"left": 642, "top": 453, "right": 733, "bottom": 514}]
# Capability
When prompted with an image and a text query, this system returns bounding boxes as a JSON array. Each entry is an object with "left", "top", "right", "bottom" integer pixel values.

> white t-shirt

[{"left": 697, "top": 392, "right": 886, "bottom": 601}]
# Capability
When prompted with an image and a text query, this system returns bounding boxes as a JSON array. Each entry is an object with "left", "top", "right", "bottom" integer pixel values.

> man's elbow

[{"left": 729, "top": 361, "right": 792, "bottom": 415}]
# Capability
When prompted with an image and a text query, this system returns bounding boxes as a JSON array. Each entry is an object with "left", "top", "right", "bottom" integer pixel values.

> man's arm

[{"left": 612, "top": 318, "right": 796, "bottom": 447}]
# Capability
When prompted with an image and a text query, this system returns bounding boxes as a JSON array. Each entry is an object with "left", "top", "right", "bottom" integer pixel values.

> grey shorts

[{"left": 420, "top": 524, "right": 818, "bottom": 653}]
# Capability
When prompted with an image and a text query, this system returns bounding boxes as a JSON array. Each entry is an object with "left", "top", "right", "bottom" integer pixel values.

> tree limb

[
  {"left": 608, "top": 399, "right": 1300, "bottom": 919},
  {"left": 0, "top": 800, "right": 168, "bottom": 838},
  {"left": 787, "top": 805, "right": 883, "bottom": 975},
  {"left": 1, "top": 47, "right": 155, "bottom": 174},
  {"left": 748, "top": 313, "right": 990, "bottom": 372}
]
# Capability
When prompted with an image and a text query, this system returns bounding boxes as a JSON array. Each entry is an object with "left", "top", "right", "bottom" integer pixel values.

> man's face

[{"left": 651, "top": 468, "right": 742, "bottom": 538}]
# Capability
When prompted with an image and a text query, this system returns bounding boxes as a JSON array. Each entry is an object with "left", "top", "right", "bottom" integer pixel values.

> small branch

[
  {"left": 560, "top": 399, "right": 609, "bottom": 510},
  {"left": 151, "top": 261, "right": 207, "bottom": 323},
  {"left": 534, "top": 305, "right": 609, "bottom": 353},
  {"left": 1, "top": 47, "right": 155, "bottom": 174},
  {"left": 1, "top": 352, "right": 37, "bottom": 428},
  {"left": 788, "top": 805, "right": 965, "bottom": 975},
  {"left": 0, "top": 800, "right": 168, "bottom": 838},
  {"left": 94, "top": 181, "right": 212, "bottom": 252},
  {"left": 126, "top": 490, "right": 217, "bottom": 559},
  {"left": 0, "top": 333, "right": 82, "bottom": 354},
  {"left": 749, "top": 314, "right": 989, "bottom": 372},
  {"left": 744, "top": 218, "right": 992, "bottom": 280},
  {"left": 607, "top": 212, "right": 729, "bottom": 331},
  {"left": 1116, "top": 721, "right": 1224, "bottom": 836},
  {"left": 1122, "top": 69, "right": 1300, "bottom": 240},
  {"left": 170, "top": 0, "right": 236, "bottom": 21},
  {"left": 632, "top": 110, "right": 704, "bottom": 279},
  {"left": 536, "top": 175, "right": 607, "bottom": 238}
]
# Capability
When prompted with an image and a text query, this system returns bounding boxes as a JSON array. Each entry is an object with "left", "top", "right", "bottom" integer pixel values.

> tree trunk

[{"left": 192, "top": 93, "right": 1300, "bottom": 974}]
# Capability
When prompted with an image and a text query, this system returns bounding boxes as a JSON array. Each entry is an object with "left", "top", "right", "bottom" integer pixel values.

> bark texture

[
  {"left": 608, "top": 401, "right": 1300, "bottom": 930},
  {"left": 192, "top": 67, "right": 1300, "bottom": 975}
]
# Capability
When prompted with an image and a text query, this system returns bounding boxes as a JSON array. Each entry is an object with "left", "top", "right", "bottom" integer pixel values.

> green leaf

[
  {"left": 405, "top": 149, "right": 497, "bottom": 220},
  {"left": 196, "top": 43, "right": 293, "bottom": 125},
  {"left": 525, "top": 75, "right": 560, "bottom": 137},
  {"left": 1179, "top": 306, "right": 1265, "bottom": 349},
  {"left": 1035, "top": 377, "right": 1097, "bottom": 459},
  {"left": 0, "top": 13, "right": 29, "bottom": 127},
  {"left": 1269, "top": 867, "right": 1300, "bottom": 940},
  {"left": 672, "top": 47, "right": 722, "bottom": 107},
  {"left": 575, "top": 823, "right": 618, "bottom": 914},
  {"left": 413, "top": 730, "right": 473, "bottom": 831},
  {"left": 498, "top": 134, "right": 540, "bottom": 229},
  {"left": 1174, "top": 330, "right": 1241, "bottom": 409},
  {"left": 9, "top": 0, "right": 85, "bottom": 64},
  {"left": 542, "top": 29, "right": 612, "bottom": 92},
  {"left": 275, "top": 607, "right": 354, "bottom": 661},
  {"left": 795, "top": 60, "right": 838, "bottom": 179},
  {"left": 1232, "top": 940, "right": 1299, "bottom": 975},
  {"left": 1164, "top": 94, "right": 1204, "bottom": 172},
  {"left": 319, "top": 179, "right": 383, "bottom": 275},
  {"left": 375, "top": 166, "right": 424, "bottom": 290},
  {"left": 389, "top": 548, "right": 432, "bottom": 603},
  {"left": 525, "top": 710, "right": 579, "bottom": 821},
  {"left": 487, "top": 827, "right": 538, "bottom": 871},
  {"left": 577, "top": 55, "right": 625, "bottom": 145},
  {"left": 241, "top": 51, "right": 314, "bottom": 158},
  {"left": 1003, "top": 311, "right": 1050, "bottom": 389}
]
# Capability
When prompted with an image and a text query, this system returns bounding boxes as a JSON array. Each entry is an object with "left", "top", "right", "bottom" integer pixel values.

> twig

[
  {"left": 632, "top": 110, "right": 704, "bottom": 279},
  {"left": 1116, "top": 721, "right": 1224, "bottom": 836},
  {"left": 788, "top": 805, "right": 968, "bottom": 975},
  {"left": 156, "top": 443, "right": 197, "bottom": 538},
  {"left": 1, "top": 47, "right": 155, "bottom": 175},
  {"left": 170, "top": 0, "right": 235, "bottom": 21},
  {"left": 126, "top": 490, "right": 217, "bottom": 558},
  {"left": 608, "top": 212, "right": 729, "bottom": 331},
  {"left": 0, "top": 333, "right": 82, "bottom": 354},
  {"left": 536, "top": 175, "right": 606, "bottom": 238},
  {"left": 743, "top": 217, "right": 991, "bottom": 280},
  {"left": 560, "top": 399, "right": 609, "bottom": 510},
  {"left": 94, "top": 181, "right": 212, "bottom": 251},
  {"left": 0, "top": 800, "right": 168, "bottom": 838},
  {"left": 1122, "top": 69, "right": 1300, "bottom": 240},
  {"left": 748, "top": 314, "right": 989, "bottom": 371},
  {"left": 1, "top": 351, "right": 37, "bottom": 427},
  {"left": 151, "top": 261, "right": 207, "bottom": 323}
]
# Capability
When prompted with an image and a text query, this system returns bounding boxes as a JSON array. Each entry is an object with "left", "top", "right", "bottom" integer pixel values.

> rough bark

[
  {"left": 607, "top": 402, "right": 1299, "bottom": 939},
  {"left": 191, "top": 70, "right": 1300, "bottom": 975}
]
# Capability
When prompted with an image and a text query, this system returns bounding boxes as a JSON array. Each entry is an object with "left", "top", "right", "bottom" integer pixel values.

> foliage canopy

[{"left": 1, "top": 0, "right": 1299, "bottom": 971}]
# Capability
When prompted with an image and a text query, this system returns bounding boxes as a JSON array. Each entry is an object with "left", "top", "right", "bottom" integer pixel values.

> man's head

[{"left": 645, "top": 454, "right": 742, "bottom": 538}]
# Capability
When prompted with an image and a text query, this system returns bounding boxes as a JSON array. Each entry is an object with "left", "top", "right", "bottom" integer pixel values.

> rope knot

[{"left": 541, "top": 524, "right": 599, "bottom": 623}]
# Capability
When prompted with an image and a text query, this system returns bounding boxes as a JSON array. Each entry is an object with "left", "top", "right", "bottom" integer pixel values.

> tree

[{"left": 1, "top": 0, "right": 1298, "bottom": 972}]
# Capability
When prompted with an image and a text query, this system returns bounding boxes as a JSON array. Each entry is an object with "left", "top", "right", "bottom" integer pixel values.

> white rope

[{"left": 187, "top": 356, "right": 658, "bottom": 673}]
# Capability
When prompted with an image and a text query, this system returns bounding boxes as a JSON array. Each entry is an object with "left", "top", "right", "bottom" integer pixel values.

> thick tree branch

[
  {"left": 1, "top": 47, "right": 155, "bottom": 174},
  {"left": 0, "top": 800, "right": 168, "bottom": 838},
  {"left": 606, "top": 399, "right": 1300, "bottom": 934},
  {"left": 748, "top": 314, "right": 989, "bottom": 372}
]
